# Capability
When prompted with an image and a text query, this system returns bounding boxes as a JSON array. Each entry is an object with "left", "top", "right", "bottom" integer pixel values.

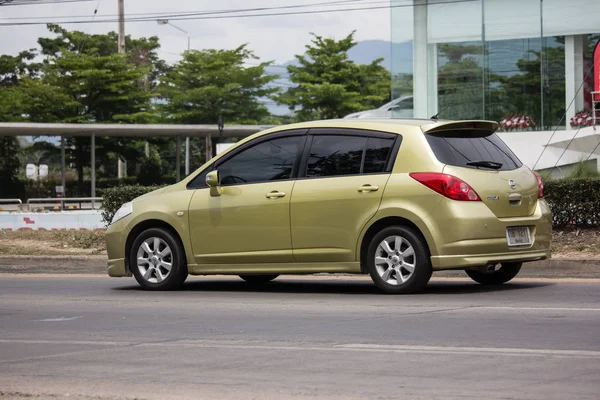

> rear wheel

[
  {"left": 239, "top": 274, "right": 279, "bottom": 284},
  {"left": 465, "top": 262, "right": 522, "bottom": 285},
  {"left": 366, "top": 226, "right": 432, "bottom": 294},
  {"left": 130, "top": 228, "right": 188, "bottom": 290}
]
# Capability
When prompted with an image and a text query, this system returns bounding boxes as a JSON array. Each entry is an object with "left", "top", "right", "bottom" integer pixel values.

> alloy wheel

[
  {"left": 136, "top": 237, "right": 173, "bottom": 283},
  {"left": 374, "top": 235, "right": 416, "bottom": 285}
]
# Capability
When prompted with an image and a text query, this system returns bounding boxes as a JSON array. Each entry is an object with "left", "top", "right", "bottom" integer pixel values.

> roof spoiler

[{"left": 421, "top": 120, "right": 499, "bottom": 135}]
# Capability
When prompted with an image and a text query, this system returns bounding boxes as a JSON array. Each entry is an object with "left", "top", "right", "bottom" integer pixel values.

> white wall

[
  {"left": 0, "top": 211, "right": 104, "bottom": 231},
  {"left": 498, "top": 127, "right": 600, "bottom": 172}
]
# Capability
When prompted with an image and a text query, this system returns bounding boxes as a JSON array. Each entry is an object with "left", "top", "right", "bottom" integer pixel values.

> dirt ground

[
  {"left": 0, "top": 228, "right": 599, "bottom": 258},
  {"left": 0, "top": 230, "right": 106, "bottom": 256}
]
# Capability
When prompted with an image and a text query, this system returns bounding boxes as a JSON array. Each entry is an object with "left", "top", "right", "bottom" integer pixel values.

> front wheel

[
  {"left": 366, "top": 226, "right": 432, "bottom": 294},
  {"left": 130, "top": 228, "right": 188, "bottom": 290},
  {"left": 239, "top": 274, "right": 279, "bottom": 284},
  {"left": 465, "top": 262, "right": 522, "bottom": 285}
]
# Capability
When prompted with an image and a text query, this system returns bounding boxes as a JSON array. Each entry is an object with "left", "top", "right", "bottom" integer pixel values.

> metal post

[
  {"left": 118, "top": 0, "right": 125, "bottom": 53},
  {"left": 61, "top": 135, "right": 66, "bottom": 195},
  {"left": 205, "top": 134, "right": 213, "bottom": 162},
  {"left": 185, "top": 137, "right": 190, "bottom": 175},
  {"left": 184, "top": 33, "right": 190, "bottom": 176},
  {"left": 91, "top": 134, "right": 96, "bottom": 198},
  {"left": 481, "top": 0, "right": 486, "bottom": 120},
  {"left": 176, "top": 136, "right": 181, "bottom": 182},
  {"left": 539, "top": 0, "right": 544, "bottom": 129}
]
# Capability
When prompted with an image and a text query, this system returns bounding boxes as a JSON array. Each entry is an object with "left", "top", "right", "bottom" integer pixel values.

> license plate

[{"left": 506, "top": 226, "right": 532, "bottom": 247}]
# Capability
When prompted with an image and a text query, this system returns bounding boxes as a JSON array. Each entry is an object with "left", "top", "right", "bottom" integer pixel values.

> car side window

[
  {"left": 306, "top": 135, "right": 367, "bottom": 177},
  {"left": 217, "top": 135, "right": 304, "bottom": 186},
  {"left": 187, "top": 167, "right": 212, "bottom": 189},
  {"left": 363, "top": 137, "right": 395, "bottom": 174}
]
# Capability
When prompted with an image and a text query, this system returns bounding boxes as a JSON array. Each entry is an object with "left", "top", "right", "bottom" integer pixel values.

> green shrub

[
  {"left": 100, "top": 185, "right": 164, "bottom": 226},
  {"left": 545, "top": 178, "right": 600, "bottom": 228}
]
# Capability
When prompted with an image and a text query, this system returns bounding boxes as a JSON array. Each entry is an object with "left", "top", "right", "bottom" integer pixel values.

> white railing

[
  {"left": 0, "top": 199, "right": 23, "bottom": 211},
  {"left": 26, "top": 197, "right": 103, "bottom": 211}
]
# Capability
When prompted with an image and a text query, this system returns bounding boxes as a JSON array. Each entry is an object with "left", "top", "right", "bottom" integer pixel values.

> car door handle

[
  {"left": 266, "top": 191, "right": 286, "bottom": 199},
  {"left": 358, "top": 184, "right": 379, "bottom": 193}
]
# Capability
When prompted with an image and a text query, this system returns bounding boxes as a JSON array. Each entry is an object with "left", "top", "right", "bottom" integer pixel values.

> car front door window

[{"left": 218, "top": 136, "right": 305, "bottom": 185}]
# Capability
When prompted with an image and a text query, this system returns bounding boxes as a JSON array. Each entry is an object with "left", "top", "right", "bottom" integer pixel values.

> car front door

[
  {"left": 290, "top": 129, "right": 399, "bottom": 262},
  {"left": 188, "top": 130, "right": 307, "bottom": 265}
]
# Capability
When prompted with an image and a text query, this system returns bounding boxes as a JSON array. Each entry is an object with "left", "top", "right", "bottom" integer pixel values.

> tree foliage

[
  {"left": 278, "top": 32, "right": 390, "bottom": 121},
  {"left": 159, "top": 45, "right": 277, "bottom": 125}
]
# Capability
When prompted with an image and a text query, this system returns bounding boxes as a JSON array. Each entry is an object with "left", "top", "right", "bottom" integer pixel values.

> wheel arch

[
  {"left": 358, "top": 216, "right": 432, "bottom": 273},
  {"left": 125, "top": 219, "right": 187, "bottom": 275}
]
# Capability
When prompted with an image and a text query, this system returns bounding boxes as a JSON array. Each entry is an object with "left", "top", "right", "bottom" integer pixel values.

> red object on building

[{"left": 594, "top": 40, "right": 600, "bottom": 101}]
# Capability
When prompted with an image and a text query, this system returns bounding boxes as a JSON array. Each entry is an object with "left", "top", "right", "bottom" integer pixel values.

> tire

[
  {"left": 239, "top": 274, "right": 279, "bottom": 284},
  {"left": 366, "top": 226, "right": 432, "bottom": 294},
  {"left": 130, "top": 227, "right": 188, "bottom": 290},
  {"left": 465, "top": 262, "right": 522, "bottom": 285}
]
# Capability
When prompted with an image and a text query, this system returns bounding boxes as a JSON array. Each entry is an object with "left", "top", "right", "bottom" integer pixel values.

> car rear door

[{"left": 290, "top": 128, "right": 400, "bottom": 262}]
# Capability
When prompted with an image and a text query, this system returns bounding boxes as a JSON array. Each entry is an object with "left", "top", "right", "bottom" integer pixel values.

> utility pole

[
  {"left": 118, "top": 0, "right": 125, "bottom": 53},
  {"left": 117, "top": 0, "right": 127, "bottom": 178}
]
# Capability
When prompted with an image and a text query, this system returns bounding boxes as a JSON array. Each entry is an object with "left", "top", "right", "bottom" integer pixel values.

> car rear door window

[
  {"left": 306, "top": 135, "right": 367, "bottom": 177},
  {"left": 425, "top": 131, "right": 522, "bottom": 171},
  {"left": 363, "top": 137, "right": 395, "bottom": 174}
]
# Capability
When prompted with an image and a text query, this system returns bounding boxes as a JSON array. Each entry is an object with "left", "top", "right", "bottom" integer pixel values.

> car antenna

[{"left": 430, "top": 105, "right": 453, "bottom": 120}]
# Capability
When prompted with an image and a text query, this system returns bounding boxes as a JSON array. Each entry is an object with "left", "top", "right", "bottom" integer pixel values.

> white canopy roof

[{"left": 0, "top": 123, "right": 269, "bottom": 138}]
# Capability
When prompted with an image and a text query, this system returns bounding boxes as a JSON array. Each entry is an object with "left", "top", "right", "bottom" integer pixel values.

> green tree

[
  {"left": 31, "top": 25, "right": 163, "bottom": 192},
  {"left": 277, "top": 32, "right": 390, "bottom": 121},
  {"left": 159, "top": 45, "right": 277, "bottom": 125},
  {"left": 0, "top": 49, "right": 40, "bottom": 88}
]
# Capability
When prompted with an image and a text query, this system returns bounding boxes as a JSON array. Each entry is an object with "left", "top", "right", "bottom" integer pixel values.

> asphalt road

[{"left": 1, "top": 275, "right": 599, "bottom": 399}]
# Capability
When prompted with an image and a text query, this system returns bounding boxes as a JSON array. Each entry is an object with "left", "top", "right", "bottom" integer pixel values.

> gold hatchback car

[{"left": 106, "top": 119, "right": 551, "bottom": 294}]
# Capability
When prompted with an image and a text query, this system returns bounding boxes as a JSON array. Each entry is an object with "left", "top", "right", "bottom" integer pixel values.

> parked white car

[{"left": 344, "top": 96, "right": 414, "bottom": 119}]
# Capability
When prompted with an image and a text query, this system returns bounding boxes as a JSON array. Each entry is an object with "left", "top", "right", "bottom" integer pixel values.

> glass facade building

[{"left": 391, "top": 0, "right": 600, "bottom": 130}]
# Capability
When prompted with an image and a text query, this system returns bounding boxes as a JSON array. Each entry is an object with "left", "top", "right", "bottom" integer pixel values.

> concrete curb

[{"left": 0, "top": 255, "right": 599, "bottom": 279}]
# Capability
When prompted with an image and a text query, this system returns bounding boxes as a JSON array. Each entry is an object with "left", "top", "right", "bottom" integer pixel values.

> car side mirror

[{"left": 206, "top": 170, "right": 221, "bottom": 197}]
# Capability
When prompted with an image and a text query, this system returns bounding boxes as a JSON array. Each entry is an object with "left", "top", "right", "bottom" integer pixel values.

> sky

[{"left": 0, "top": 0, "right": 392, "bottom": 65}]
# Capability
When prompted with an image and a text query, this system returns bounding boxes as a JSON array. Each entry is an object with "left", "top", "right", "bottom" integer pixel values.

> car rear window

[{"left": 425, "top": 131, "right": 522, "bottom": 171}]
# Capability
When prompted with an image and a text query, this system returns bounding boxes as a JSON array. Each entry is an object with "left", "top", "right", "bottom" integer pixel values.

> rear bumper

[
  {"left": 422, "top": 198, "right": 552, "bottom": 270},
  {"left": 431, "top": 249, "right": 550, "bottom": 270}
]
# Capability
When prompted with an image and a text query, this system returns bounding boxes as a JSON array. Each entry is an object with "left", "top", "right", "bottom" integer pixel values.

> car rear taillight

[
  {"left": 410, "top": 172, "right": 481, "bottom": 201},
  {"left": 533, "top": 171, "right": 545, "bottom": 198}
]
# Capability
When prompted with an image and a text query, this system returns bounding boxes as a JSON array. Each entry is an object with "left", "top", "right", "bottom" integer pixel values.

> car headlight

[{"left": 111, "top": 202, "right": 133, "bottom": 224}]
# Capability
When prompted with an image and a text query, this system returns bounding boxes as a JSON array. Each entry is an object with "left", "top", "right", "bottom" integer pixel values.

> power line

[
  {"left": 0, "top": 0, "right": 94, "bottom": 6},
  {"left": 0, "top": 0, "right": 370, "bottom": 18},
  {"left": 0, "top": 0, "right": 478, "bottom": 26}
]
